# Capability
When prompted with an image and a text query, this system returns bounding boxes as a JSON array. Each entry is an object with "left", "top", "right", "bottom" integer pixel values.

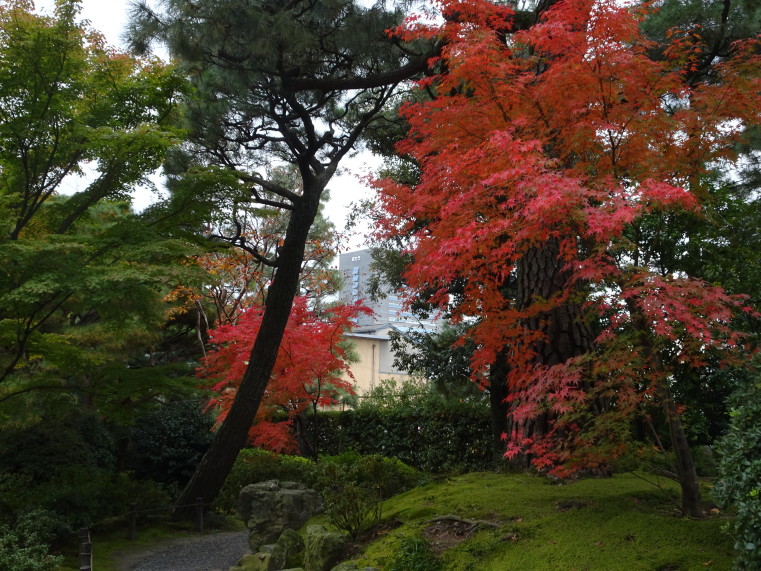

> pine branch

[{"left": 284, "top": 50, "right": 438, "bottom": 92}]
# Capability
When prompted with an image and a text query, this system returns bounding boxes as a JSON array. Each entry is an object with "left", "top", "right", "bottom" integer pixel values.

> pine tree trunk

[
  {"left": 518, "top": 242, "right": 594, "bottom": 367},
  {"left": 173, "top": 192, "right": 321, "bottom": 518},
  {"left": 488, "top": 350, "right": 511, "bottom": 465},
  {"left": 510, "top": 241, "right": 594, "bottom": 458}
]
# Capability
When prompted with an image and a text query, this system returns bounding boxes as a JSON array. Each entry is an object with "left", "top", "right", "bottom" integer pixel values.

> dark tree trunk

[
  {"left": 488, "top": 349, "right": 511, "bottom": 465},
  {"left": 627, "top": 299, "right": 702, "bottom": 517},
  {"left": 295, "top": 407, "right": 317, "bottom": 460},
  {"left": 510, "top": 241, "right": 594, "bottom": 462},
  {"left": 173, "top": 191, "right": 321, "bottom": 517},
  {"left": 657, "top": 381, "right": 703, "bottom": 517},
  {"left": 518, "top": 242, "right": 594, "bottom": 367}
]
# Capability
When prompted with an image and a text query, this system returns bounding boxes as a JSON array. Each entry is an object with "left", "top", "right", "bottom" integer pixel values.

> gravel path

[{"left": 115, "top": 530, "right": 251, "bottom": 571}]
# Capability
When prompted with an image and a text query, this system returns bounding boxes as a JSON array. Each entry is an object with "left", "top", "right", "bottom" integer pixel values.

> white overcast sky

[{"left": 34, "top": 0, "right": 378, "bottom": 252}]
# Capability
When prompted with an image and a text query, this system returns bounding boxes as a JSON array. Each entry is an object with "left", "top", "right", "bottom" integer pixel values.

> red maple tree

[
  {"left": 375, "top": 0, "right": 760, "bottom": 515},
  {"left": 199, "top": 296, "right": 370, "bottom": 454}
]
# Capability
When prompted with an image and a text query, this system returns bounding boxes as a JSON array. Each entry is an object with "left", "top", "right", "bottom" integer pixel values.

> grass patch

[{"left": 352, "top": 472, "right": 734, "bottom": 570}]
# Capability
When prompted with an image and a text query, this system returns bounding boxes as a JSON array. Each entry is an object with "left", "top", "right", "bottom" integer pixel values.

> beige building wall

[
  {"left": 336, "top": 249, "right": 441, "bottom": 402},
  {"left": 341, "top": 332, "right": 411, "bottom": 396}
]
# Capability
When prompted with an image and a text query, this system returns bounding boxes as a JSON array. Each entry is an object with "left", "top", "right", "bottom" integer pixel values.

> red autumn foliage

[
  {"left": 375, "top": 0, "right": 760, "bottom": 475},
  {"left": 199, "top": 297, "right": 371, "bottom": 453}
]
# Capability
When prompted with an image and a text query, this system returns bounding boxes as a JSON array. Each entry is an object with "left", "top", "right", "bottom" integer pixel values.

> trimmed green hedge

[
  {"left": 309, "top": 406, "right": 493, "bottom": 473},
  {"left": 714, "top": 377, "right": 761, "bottom": 570}
]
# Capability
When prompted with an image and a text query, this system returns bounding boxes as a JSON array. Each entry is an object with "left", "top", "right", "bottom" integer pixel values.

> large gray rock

[
  {"left": 304, "top": 525, "right": 346, "bottom": 571},
  {"left": 238, "top": 480, "right": 322, "bottom": 552}
]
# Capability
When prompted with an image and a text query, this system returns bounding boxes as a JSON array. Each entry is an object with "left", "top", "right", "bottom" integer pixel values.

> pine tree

[{"left": 128, "top": 0, "right": 437, "bottom": 513}]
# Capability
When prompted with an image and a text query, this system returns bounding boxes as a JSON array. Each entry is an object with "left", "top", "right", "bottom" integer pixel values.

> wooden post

[
  {"left": 79, "top": 528, "right": 92, "bottom": 571},
  {"left": 194, "top": 497, "right": 204, "bottom": 533},
  {"left": 128, "top": 502, "right": 137, "bottom": 541}
]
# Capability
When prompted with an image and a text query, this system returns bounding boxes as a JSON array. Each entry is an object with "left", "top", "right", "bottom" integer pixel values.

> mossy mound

[{"left": 348, "top": 472, "right": 734, "bottom": 570}]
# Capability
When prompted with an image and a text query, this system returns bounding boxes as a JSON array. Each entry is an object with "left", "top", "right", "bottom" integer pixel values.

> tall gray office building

[
  {"left": 337, "top": 249, "right": 438, "bottom": 332},
  {"left": 336, "top": 248, "right": 440, "bottom": 392}
]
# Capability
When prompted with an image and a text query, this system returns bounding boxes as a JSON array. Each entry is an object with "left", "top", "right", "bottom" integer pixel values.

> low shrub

[
  {"left": 0, "top": 509, "right": 63, "bottom": 571},
  {"left": 692, "top": 445, "right": 718, "bottom": 478},
  {"left": 30, "top": 468, "right": 171, "bottom": 533},
  {"left": 317, "top": 469, "right": 380, "bottom": 540},
  {"left": 314, "top": 458, "right": 380, "bottom": 540},
  {"left": 0, "top": 404, "right": 172, "bottom": 540},
  {"left": 317, "top": 451, "right": 422, "bottom": 498},
  {"left": 314, "top": 453, "right": 422, "bottom": 539},
  {"left": 1, "top": 466, "right": 171, "bottom": 543},
  {"left": 0, "top": 408, "right": 116, "bottom": 482},
  {"left": 0, "top": 472, "right": 34, "bottom": 525}
]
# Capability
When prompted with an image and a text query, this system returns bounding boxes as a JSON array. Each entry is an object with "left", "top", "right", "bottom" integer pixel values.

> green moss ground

[
  {"left": 353, "top": 472, "right": 734, "bottom": 570},
  {"left": 54, "top": 473, "right": 733, "bottom": 570}
]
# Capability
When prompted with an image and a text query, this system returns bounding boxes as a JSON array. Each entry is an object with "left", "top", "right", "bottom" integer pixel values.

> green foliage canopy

[{"left": 0, "top": 0, "right": 205, "bottom": 415}]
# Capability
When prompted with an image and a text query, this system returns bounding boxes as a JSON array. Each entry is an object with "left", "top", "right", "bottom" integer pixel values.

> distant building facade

[{"left": 337, "top": 249, "right": 440, "bottom": 395}]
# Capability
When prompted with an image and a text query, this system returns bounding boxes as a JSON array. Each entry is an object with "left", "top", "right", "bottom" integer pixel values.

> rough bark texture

[
  {"left": 509, "top": 241, "right": 594, "bottom": 464},
  {"left": 518, "top": 242, "right": 594, "bottom": 366}
]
